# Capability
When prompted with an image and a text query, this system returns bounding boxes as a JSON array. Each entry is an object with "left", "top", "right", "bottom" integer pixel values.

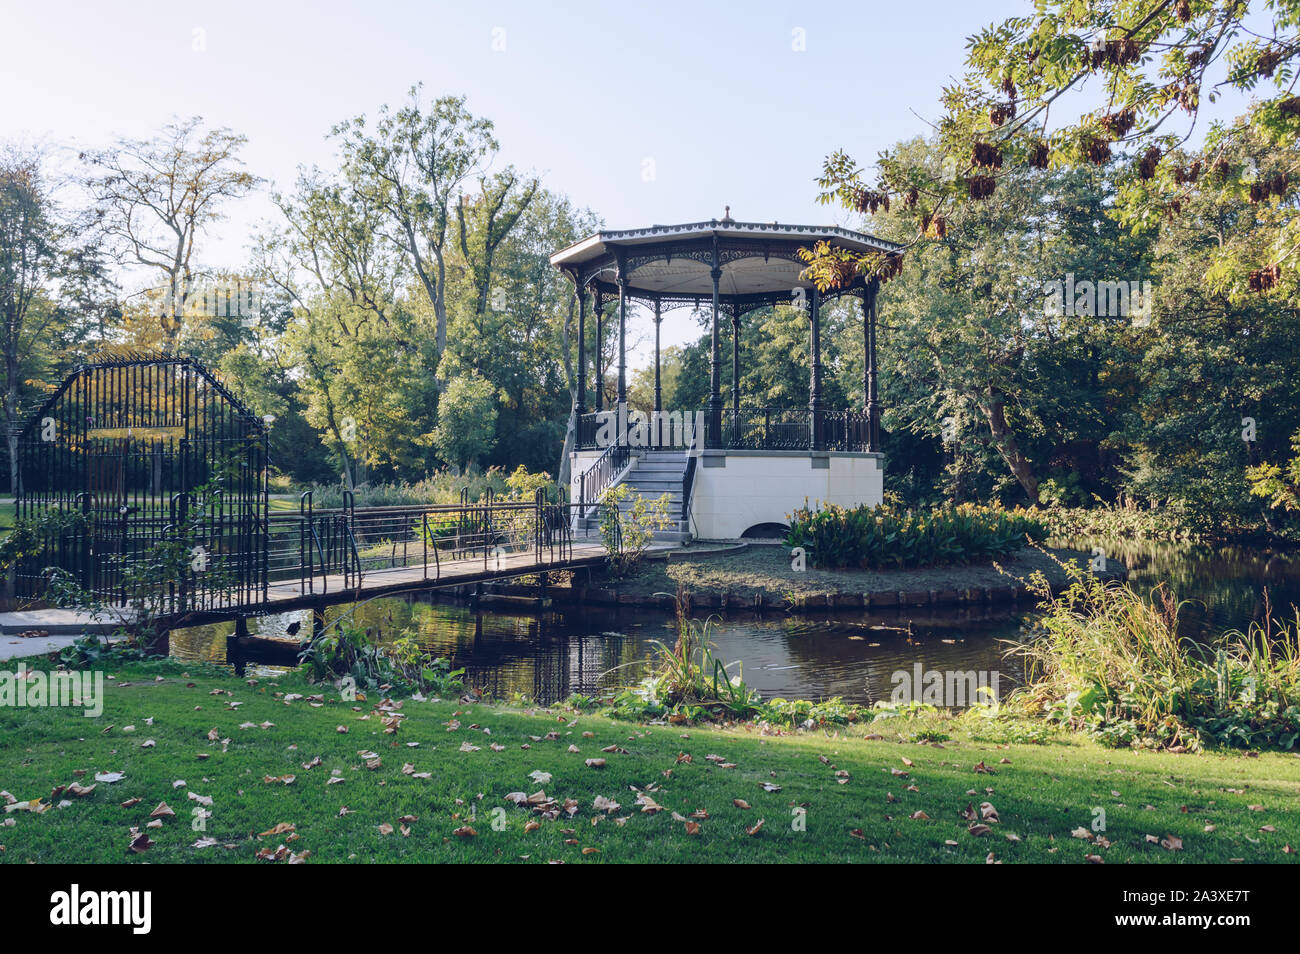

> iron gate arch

[{"left": 13, "top": 352, "right": 270, "bottom": 612}]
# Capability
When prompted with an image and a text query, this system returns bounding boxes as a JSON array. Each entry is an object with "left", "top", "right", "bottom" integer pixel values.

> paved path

[{"left": 0, "top": 631, "right": 125, "bottom": 662}]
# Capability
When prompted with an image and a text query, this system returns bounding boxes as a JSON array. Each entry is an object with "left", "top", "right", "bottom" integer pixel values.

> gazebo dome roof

[{"left": 550, "top": 216, "right": 899, "bottom": 304}]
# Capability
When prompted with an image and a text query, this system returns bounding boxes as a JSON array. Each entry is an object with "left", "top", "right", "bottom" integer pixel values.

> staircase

[{"left": 576, "top": 449, "right": 694, "bottom": 544}]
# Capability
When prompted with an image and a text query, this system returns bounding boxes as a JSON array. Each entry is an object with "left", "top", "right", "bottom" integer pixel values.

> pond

[{"left": 168, "top": 537, "right": 1300, "bottom": 706}]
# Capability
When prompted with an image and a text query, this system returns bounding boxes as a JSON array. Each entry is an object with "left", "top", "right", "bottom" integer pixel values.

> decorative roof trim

[{"left": 550, "top": 219, "right": 900, "bottom": 268}]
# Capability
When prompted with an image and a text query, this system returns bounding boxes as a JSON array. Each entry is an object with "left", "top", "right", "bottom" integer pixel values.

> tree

[
  {"left": 1119, "top": 129, "right": 1300, "bottom": 532},
  {"left": 0, "top": 147, "right": 106, "bottom": 493},
  {"left": 823, "top": 139, "right": 1148, "bottom": 503},
  {"left": 334, "top": 89, "right": 497, "bottom": 359},
  {"left": 264, "top": 166, "right": 438, "bottom": 485},
  {"left": 807, "top": 1, "right": 1300, "bottom": 298},
  {"left": 82, "top": 117, "right": 258, "bottom": 344},
  {"left": 432, "top": 373, "right": 496, "bottom": 472},
  {"left": 438, "top": 187, "right": 596, "bottom": 479}
]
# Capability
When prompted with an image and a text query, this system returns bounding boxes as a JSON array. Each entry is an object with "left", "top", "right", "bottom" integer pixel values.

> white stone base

[
  {"left": 689, "top": 451, "right": 884, "bottom": 540},
  {"left": 570, "top": 447, "right": 885, "bottom": 540}
]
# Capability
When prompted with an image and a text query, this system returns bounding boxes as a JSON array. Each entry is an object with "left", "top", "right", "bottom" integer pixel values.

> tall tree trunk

[
  {"left": 434, "top": 254, "right": 447, "bottom": 358},
  {"left": 978, "top": 387, "right": 1039, "bottom": 504},
  {"left": 6, "top": 368, "right": 19, "bottom": 496},
  {"left": 6, "top": 429, "right": 17, "bottom": 497}
]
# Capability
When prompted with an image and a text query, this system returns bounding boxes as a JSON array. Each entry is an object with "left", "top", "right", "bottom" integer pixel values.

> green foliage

[
  {"left": 785, "top": 500, "right": 1046, "bottom": 569},
  {"left": 760, "top": 696, "right": 864, "bottom": 729},
  {"left": 1012, "top": 570, "right": 1300, "bottom": 751},
  {"left": 56, "top": 633, "right": 153, "bottom": 669},
  {"left": 1248, "top": 428, "right": 1300, "bottom": 514},
  {"left": 296, "top": 468, "right": 516, "bottom": 509},
  {"left": 0, "top": 508, "right": 86, "bottom": 573},
  {"left": 598, "top": 485, "right": 674, "bottom": 576},
  {"left": 1026, "top": 501, "right": 1198, "bottom": 542},
  {"left": 608, "top": 601, "right": 763, "bottom": 723},
  {"left": 431, "top": 373, "right": 497, "bottom": 473},
  {"left": 297, "top": 619, "right": 464, "bottom": 696},
  {"left": 503, "top": 464, "right": 556, "bottom": 502}
]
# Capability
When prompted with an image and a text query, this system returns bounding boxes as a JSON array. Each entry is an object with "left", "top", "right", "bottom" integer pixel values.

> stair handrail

[{"left": 576, "top": 442, "right": 630, "bottom": 516}]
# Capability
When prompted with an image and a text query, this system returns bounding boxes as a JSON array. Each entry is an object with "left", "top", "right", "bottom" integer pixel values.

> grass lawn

[
  {"left": 610, "top": 544, "right": 1104, "bottom": 603},
  {"left": 2, "top": 656, "right": 1297, "bottom": 864}
]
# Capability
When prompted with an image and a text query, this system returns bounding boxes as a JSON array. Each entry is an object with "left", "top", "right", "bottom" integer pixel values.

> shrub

[
  {"left": 599, "top": 485, "right": 674, "bottom": 576},
  {"left": 296, "top": 466, "right": 548, "bottom": 510},
  {"left": 298, "top": 619, "right": 464, "bottom": 696},
  {"left": 784, "top": 500, "right": 1045, "bottom": 569},
  {"left": 1022, "top": 499, "right": 1199, "bottom": 542},
  {"left": 1009, "top": 569, "right": 1300, "bottom": 751}
]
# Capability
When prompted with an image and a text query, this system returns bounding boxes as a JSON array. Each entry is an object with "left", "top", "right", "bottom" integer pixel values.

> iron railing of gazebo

[{"left": 572, "top": 408, "right": 873, "bottom": 453}]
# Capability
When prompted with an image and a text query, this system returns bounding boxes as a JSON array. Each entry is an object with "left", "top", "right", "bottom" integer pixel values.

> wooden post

[{"left": 227, "top": 616, "right": 250, "bottom": 677}]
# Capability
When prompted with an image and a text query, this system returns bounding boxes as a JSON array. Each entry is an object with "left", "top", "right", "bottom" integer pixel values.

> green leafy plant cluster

[
  {"left": 761, "top": 696, "right": 864, "bottom": 728},
  {"left": 298, "top": 619, "right": 464, "bottom": 696},
  {"left": 1011, "top": 570, "right": 1300, "bottom": 751},
  {"left": 1024, "top": 500, "right": 1200, "bottom": 543},
  {"left": 1248, "top": 428, "right": 1300, "bottom": 514},
  {"left": 598, "top": 485, "right": 674, "bottom": 576},
  {"left": 605, "top": 596, "right": 763, "bottom": 723},
  {"left": 56, "top": 634, "right": 152, "bottom": 668},
  {"left": 785, "top": 500, "right": 1045, "bottom": 569},
  {"left": 295, "top": 465, "right": 554, "bottom": 510}
]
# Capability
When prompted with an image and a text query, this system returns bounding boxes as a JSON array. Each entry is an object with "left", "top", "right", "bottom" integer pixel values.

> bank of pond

[{"left": 164, "top": 536, "right": 1300, "bottom": 720}]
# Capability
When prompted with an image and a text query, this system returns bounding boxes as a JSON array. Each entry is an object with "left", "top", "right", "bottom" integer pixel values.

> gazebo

[{"left": 551, "top": 213, "right": 899, "bottom": 540}]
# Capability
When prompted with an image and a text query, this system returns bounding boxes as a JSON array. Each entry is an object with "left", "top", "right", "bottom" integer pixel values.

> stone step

[
  {"left": 624, "top": 481, "right": 684, "bottom": 493},
  {"left": 616, "top": 496, "right": 681, "bottom": 512},
  {"left": 623, "top": 478, "right": 684, "bottom": 489},
  {"left": 632, "top": 464, "right": 689, "bottom": 475},
  {"left": 572, "top": 521, "right": 690, "bottom": 541}
]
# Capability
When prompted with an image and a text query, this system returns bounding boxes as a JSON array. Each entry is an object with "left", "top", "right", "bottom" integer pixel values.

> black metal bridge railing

[{"left": 15, "top": 491, "right": 619, "bottom": 616}]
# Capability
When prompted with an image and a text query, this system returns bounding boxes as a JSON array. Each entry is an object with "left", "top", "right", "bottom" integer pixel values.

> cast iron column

[
  {"left": 653, "top": 299, "right": 663, "bottom": 414},
  {"left": 731, "top": 307, "right": 741, "bottom": 415},
  {"left": 616, "top": 258, "right": 628, "bottom": 408},
  {"left": 708, "top": 239, "right": 722, "bottom": 448},
  {"left": 575, "top": 283, "right": 587, "bottom": 418},
  {"left": 809, "top": 285, "right": 823, "bottom": 451},
  {"left": 593, "top": 290, "right": 603, "bottom": 413},
  {"left": 866, "top": 279, "right": 881, "bottom": 452}
]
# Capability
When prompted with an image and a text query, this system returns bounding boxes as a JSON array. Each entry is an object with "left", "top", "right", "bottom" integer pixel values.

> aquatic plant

[{"left": 1010, "top": 566, "right": 1300, "bottom": 751}]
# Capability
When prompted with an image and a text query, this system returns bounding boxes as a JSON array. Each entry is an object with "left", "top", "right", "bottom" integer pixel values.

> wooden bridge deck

[{"left": 262, "top": 539, "right": 613, "bottom": 611}]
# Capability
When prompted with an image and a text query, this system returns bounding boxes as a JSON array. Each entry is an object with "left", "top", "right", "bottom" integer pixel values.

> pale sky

[{"left": 0, "top": 0, "right": 1258, "bottom": 365}]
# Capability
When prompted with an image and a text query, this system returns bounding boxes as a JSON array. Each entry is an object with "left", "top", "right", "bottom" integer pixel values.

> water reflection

[
  {"left": 1051, "top": 536, "right": 1300, "bottom": 637},
  {"left": 168, "top": 538, "right": 1298, "bottom": 706},
  {"left": 170, "top": 595, "right": 1030, "bottom": 706}
]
